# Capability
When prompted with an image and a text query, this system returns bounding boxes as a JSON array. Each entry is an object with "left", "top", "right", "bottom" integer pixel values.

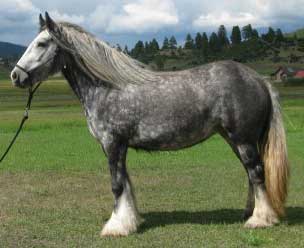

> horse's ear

[
  {"left": 45, "top": 12, "right": 60, "bottom": 36},
  {"left": 39, "top": 14, "right": 45, "bottom": 31}
]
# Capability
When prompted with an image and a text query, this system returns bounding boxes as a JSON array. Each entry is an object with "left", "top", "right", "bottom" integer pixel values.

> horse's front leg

[{"left": 101, "top": 139, "right": 140, "bottom": 237}]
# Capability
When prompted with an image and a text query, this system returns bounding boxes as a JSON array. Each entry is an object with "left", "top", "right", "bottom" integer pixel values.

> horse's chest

[
  {"left": 87, "top": 120, "right": 99, "bottom": 139},
  {"left": 85, "top": 109, "right": 106, "bottom": 140},
  {"left": 86, "top": 112, "right": 128, "bottom": 147}
]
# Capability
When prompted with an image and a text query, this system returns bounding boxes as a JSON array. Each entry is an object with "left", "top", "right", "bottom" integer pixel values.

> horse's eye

[{"left": 37, "top": 42, "right": 47, "bottom": 48}]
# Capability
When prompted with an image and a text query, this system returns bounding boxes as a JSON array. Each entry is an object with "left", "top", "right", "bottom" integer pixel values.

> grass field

[{"left": 0, "top": 76, "right": 304, "bottom": 247}]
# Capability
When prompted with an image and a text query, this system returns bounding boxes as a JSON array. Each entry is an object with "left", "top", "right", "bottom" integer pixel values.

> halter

[
  {"left": 15, "top": 64, "right": 29, "bottom": 75},
  {"left": 15, "top": 53, "right": 57, "bottom": 79}
]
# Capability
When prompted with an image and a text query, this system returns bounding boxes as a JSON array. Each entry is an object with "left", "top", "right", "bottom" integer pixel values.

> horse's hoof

[
  {"left": 244, "top": 215, "right": 279, "bottom": 228},
  {"left": 100, "top": 212, "right": 139, "bottom": 237},
  {"left": 100, "top": 221, "right": 137, "bottom": 237},
  {"left": 100, "top": 228, "right": 129, "bottom": 237}
]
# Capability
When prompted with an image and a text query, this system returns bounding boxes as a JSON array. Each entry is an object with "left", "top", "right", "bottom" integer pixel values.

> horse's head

[{"left": 11, "top": 13, "right": 63, "bottom": 88}]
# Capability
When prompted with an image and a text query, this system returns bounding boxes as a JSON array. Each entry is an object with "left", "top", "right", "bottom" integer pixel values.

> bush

[{"left": 154, "top": 55, "right": 165, "bottom": 70}]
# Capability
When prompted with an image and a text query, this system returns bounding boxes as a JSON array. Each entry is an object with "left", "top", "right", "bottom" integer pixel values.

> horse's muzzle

[{"left": 11, "top": 67, "right": 29, "bottom": 88}]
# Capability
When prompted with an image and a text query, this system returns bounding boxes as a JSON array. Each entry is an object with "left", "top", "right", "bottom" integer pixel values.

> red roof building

[
  {"left": 295, "top": 70, "right": 304, "bottom": 78},
  {"left": 271, "top": 66, "right": 304, "bottom": 82},
  {"left": 270, "top": 66, "right": 297, "bottom": 82}
]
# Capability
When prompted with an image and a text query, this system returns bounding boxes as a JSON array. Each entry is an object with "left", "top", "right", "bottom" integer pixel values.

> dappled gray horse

[{"left": 11, "top": 13, "right": 289, "bottom": 236}]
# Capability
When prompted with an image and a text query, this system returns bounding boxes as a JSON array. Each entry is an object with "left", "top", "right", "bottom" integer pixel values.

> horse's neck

[{"left": 62, "top": 61, "right": 110, "bottom": 114}]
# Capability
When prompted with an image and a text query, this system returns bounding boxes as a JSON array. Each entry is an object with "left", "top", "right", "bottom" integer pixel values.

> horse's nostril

[{"left": 12, "top": 71, "right": 17, "bottom": 80}]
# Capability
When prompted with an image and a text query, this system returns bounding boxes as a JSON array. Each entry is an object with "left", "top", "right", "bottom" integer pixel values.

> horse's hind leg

[
  {"left": 101, "top": 140, "right": 140, "bottom": 236},
  {"left": 244, "top": 180, "right": 254, "bottom": 220},
  {"left": 236, "top": 143, "right": 279, "bottom": 228},
  {"left": 220, "top": 133, "right": 254, "bottom": 219}
]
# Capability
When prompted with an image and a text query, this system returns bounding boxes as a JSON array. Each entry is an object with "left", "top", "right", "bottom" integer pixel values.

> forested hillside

[
  {"left": 0, "top": 41, "right": 26, "bottom": 58},
  {"left": 124, "top": 24, "right": 304, "bottom": 72}
]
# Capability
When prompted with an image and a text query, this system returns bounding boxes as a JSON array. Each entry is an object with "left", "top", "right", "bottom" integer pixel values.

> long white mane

[{"left": 50, "top": 22, "right": 161, "bottom": 88}]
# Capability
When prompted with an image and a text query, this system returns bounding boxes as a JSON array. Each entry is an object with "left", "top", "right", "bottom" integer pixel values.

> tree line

[{"left": 122, "top": 24, "right": 293, "bottom": 70}]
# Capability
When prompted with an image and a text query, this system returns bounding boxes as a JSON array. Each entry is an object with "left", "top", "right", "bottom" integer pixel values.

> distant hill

[
  {"left": 285, "top": 28, "right": 304, "bottom": 39},
  {"left": 0, "top": 41, "right": 26, "bottom": 58}
]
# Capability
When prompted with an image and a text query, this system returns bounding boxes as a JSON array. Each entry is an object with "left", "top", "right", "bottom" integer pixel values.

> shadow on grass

[
  {"left": 286, "top": 207, "right": 304, "bottom": 225},
  {"left": 139, "top": 208, "right": 244, "bottom": 232},
  {"left": 139, "top": 207, "right": 304, "bottom": 232}
]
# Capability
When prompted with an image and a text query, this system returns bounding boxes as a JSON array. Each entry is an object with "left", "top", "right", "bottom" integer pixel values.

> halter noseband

[{"left": 15, "top": 64, "right": 29, "bottom": 77}]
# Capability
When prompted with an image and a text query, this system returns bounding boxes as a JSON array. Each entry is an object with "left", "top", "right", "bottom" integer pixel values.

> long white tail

[{"left": 260, "top": 83, "right": 290, "bottom": 216}]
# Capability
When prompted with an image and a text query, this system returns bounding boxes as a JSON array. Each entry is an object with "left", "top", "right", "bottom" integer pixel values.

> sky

[{"left": 0, "top": 0, "right": 304, "bottom": 48}]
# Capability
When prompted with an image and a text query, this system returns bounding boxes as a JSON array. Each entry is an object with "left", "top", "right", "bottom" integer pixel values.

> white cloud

[
  {"left": 0, "top": 0, "right": 39, "bottom": 31},
  {"left": 193, "top": 11, "right": 268, "bottom": 29},
  {"left": 258, "top": 0, "right": 304, "bottom": 24},
  {"left": 0, "top": 0, "right": 38, "bottom": 13},
  {"left": 1, "top": 0, "right": 304, "bottom": 46},
  {"left": 88, "top": 3, "right": 118, "bottom": 31},
  {"left": 192, "top": 0, "right": 304, "bottom": 30},
  {"left": 49, "top": 10, "right": 85, "bottom": 24},
  {"left": 89, "top": 0, "right": 179, "bottom": 33}
]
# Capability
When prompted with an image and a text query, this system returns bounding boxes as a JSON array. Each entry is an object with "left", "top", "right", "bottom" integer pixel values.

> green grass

[
  {"left": 0, "top": 65, "right": 10, "bottom": 80},
  {"left": 0, "top": 78, "right": 304, "bottom": 247}
]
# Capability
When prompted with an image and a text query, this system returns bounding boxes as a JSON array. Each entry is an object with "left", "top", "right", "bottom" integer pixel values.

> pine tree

[
  {"left": 276, "top": 28, "right": 284, "bottom": 42},
  {"left": 252, "top": 29, "right": 259, "bottom": 39},
  {"left": 184, "top": 33, "right": 194, "bottom": 49},
  {"left": 169, "top": 36, "right": 177, "bottom": 49},
  {"left": 195, "top": 33, "right": 203, "bottom": 49},
  {"left": 144, "top": 41, "right": 150, "bottom": 54},
  {"left": 242, "top": 24, "right": 253, "bottom": 40},
  {"left": 131, "top": 40, "right": 145, "bottom": 58},
  {"left": 209, "top": 32, "right": 220, "bottom": 53},
  {"left": 202, "top": 32, "right": 209, "bottom": 57},
  {"left": 264, "top": 27, "right": 276, "bottom": 43},
  {"left": 150, "top": 38, "right": 160, "bottom": 53},
  {"left": 217, "top": 25, "right": 229, "bottom": 48},
  {"left": 162, "top": 37, "right": 169, "bottom": 50},
  {"left": 231, "top": 26, "right": 242, "bottom": 46}
]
